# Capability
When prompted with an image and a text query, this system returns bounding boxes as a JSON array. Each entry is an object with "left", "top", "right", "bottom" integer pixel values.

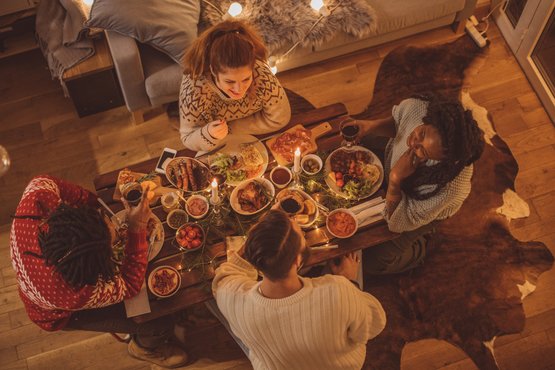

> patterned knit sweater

[
  {"left": 10, "top": 175, "right": 148, "bottom": 331},
  {"left": 212, "top": 251, "right": 387, "bottom": 370},
  {"left": 179, "top": 60, "right": 291, "bottom": 151},
  {"left": 383, "top": 98, "right": 474, "bottom": 233}
]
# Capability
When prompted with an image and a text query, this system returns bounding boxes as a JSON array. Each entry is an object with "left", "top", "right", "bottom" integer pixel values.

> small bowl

[
  {"left": 175, "top": 222, "right": 205, "bottom": 251},
  {"left": 269, "top": 166, "right": 292, "bottom": 189},
  {"left": 148, "top": 265, "right": 181, "bottom": 298},
  {"left": 301, "top": 154, "right": 323, "bottom": 175},
  {"left": 185, "top": 195, "right": 209, "bottom": 219},
  {"left": 166, "top": 209, "right": 189, "bottom": 230},
  {"left": 326, "top": 208, "right": 358, "bottom": 239}
]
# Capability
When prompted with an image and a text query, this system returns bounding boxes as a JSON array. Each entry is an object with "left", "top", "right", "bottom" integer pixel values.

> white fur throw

[{"left": 201, "top": 0, "right": 377, "bottom": 54}]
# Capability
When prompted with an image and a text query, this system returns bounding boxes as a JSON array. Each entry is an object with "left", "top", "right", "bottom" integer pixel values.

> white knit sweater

[
  {"left": 212, "top": 251, "right": 387, "bottom": 370},
  {"left": 179, "top": 60, "right": 291, "bottom": 151},
  {"left": 383, "top": 98, "right": 474, "bottom": 233}
]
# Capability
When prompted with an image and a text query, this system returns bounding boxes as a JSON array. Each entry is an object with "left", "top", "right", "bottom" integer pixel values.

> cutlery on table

[{"left": 98, "top": 198, "right": 125, "bottom": 228}]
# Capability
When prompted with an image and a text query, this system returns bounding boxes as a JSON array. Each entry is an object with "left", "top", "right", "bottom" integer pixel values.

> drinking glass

[
  {"left": 0, "top": 145, "right": 10, "bottom": 178},
  {"left": 339, "top": 118, "right": 360, "bottom": 148}
]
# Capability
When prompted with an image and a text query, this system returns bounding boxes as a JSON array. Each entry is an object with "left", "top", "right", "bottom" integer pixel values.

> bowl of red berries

[{"left": 175, "top": 223, "right": 205, "bottom": 252}]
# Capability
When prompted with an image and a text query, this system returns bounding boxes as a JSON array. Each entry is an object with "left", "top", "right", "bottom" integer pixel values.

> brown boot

[{"left": 128, "top": 339, "right": 188, "bottom": 368}]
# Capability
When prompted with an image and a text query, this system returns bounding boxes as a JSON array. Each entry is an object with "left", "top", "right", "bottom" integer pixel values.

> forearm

[
  {"left": 385, "top": 179, "right": 403, "bottom": 217},
  {"left": 120, "top": 230, "right": 149, "bottom": 297},
  {"left": 358, "top": 116, "right": 396, "bottom": 138},
  {"left": 180, "top": 122, "right": 220, "bottom": 152}
]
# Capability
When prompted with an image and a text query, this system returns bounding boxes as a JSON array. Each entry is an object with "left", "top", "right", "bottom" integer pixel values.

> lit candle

[
  {"left": 294, "top": 147, "right": 301, "bottom": 173},
  {"left": 211, "top": 178, "right": 219, "bottom": 203}
]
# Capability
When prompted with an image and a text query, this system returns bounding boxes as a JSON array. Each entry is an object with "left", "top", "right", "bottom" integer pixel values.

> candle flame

[
  {"left": 295, "top": 147, "right": 301, "bottom": 155},
  {"left": 212, "top": 178, "right": 218, "bottom": 187}
]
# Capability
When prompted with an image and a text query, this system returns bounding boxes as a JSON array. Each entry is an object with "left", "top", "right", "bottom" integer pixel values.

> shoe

[{"left": 128, "top": 339, "right": 188, "bottom": 368}]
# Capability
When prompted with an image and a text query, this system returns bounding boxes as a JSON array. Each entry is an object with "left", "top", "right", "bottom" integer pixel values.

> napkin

[
  {"left": 349, "top": 197, "right": 385, "bottom": 227},
  {"left": 225, "top": 236, "right": 247, "bottom": 258},
  {"left": 124, "top": 281, "right": 151, "bottom": 318}
]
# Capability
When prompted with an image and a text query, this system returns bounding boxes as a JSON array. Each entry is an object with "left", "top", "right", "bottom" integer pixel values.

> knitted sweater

[
  {"left": 179, "top": 60, "right": 291, "bottom": 151},
  {"left": 383, "top": 98, "right": 473, "bottom": 233},
  {"left": 10, "top": 175, "right": 148, "bottom": 331},
  {"left": 212, "top": 251, "right": 387, "bottom": 370}
]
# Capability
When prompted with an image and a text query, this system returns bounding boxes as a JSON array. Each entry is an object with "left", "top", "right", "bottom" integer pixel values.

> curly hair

[
  {"left": 27, "top": 204, "right": 115, "bottom": 289},
  {"left": 401, "top": 93, "right": 485, "bottom": 200},
  {"left": 243, "top": 210, "right": 302, "bottom": 280}
]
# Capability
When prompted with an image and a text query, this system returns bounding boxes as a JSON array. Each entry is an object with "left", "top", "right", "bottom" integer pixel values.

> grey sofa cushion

[
  {"left": 86, "top": 0, "right": 200, "bottom": 64},
  {"left": 139, "top": 44, "right": 183, "bottom": 103}
]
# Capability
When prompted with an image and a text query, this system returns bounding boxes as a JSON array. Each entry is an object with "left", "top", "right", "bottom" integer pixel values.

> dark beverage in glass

[
  {"left": 280, "top": 198, "right": 301, "bottom": 214},
  {"left": 340, "top": 118, "right": 359, "bottom": 147}
]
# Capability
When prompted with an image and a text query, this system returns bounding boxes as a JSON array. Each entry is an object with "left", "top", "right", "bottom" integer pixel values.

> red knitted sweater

[{"left": 10, "top": 175, "right": 148, "bottom": 331}]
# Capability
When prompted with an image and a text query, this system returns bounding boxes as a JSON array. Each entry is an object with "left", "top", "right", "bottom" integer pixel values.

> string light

[
  {"left": 268, "top": 56, "right": 278, "bottom": 75},
  {"left": 228, "top": 2, "right": 243, "bottom": 17}
]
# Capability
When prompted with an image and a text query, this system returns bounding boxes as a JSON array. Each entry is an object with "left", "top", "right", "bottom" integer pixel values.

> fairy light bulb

[
  {"left": 310, "top": 0, "right": 324, "bottom": 11},
  {"left": 82, "top": 0, "right": 94, "bottom": 5},
  {"left": 228, "top": 2, "right": 243, "bottom": 17},
  {"left": 268, "top": 56, "right": 278, "bottom": 75}
]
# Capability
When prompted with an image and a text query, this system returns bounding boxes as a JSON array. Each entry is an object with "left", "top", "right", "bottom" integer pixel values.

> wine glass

[
  {"left": 339, "top": 118, "right": 360, "bottom": 148},
  {"left": 0, "top": 145, "right": 10, "bottom": 178}
]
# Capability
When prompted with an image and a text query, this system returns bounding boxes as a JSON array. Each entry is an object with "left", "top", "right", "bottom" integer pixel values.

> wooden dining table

[{"left": 94, "top": 103, "right": 398, "bottom": 323}]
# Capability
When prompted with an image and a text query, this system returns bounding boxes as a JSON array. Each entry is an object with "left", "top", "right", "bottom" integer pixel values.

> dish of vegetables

[{"left": 324, "top": 146, "right": 383, "bottom": 200}]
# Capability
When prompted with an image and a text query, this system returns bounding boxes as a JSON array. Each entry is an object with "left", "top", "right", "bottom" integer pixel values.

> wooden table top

[{"left": 94, "top": 103, "right": 398, "bottom": 323}]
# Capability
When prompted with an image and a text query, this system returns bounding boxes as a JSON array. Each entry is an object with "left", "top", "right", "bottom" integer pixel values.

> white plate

[
  {"left": 324, "top": 146, "right": 384, "bottom": 200},
  {"left": 113, "top": 211, "right": 165, "bottom": 261},
  {"left": 207, "top": 134, "right": 269, "bottom": 187},
  {"left": 230, "top": 178, "right": 275, "bottom": 216},
  {"left": 275, "top": 188, "right": 319, "bottom": 229}
]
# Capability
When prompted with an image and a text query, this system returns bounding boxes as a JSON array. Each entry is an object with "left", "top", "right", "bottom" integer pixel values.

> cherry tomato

[
  {"left": 179, "top": 239, "right": 189, "bottom": 248},
  {"left": 335, "top": 172, "right": 343, "bottom": 180},
  {"left": 187, "top": 230, "right": 197, "bottom": 239},
  {"left": 336, "top": 179, "right": 344, "bottom": 188},
  {"left": 178, "top": 229, "right": 187, "bottom": 237},
  {"left": 185, "top": 226, "right": 192, "bottom": 232},
  {"left": 191, "top": 239, "right": 201, "bottom": 248}
]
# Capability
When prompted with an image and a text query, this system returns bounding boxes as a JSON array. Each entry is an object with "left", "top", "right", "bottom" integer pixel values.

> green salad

[{"left": 210, "top": 154, "right": 247, "bottom": 183}]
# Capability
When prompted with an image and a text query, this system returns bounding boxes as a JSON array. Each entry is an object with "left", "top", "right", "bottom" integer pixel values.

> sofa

[{"left": 105, "top": 0, "right": 476, "bottom": 120}]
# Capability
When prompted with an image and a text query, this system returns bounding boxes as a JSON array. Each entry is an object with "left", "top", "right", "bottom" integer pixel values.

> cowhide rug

[{"left": 354, "top": 36, "right": 554, "bottom": 369}]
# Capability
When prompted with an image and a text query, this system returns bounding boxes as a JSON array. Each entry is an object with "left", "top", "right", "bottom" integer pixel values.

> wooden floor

[{"left": 1, "top": 21, "right": 554, "bottom": 370}]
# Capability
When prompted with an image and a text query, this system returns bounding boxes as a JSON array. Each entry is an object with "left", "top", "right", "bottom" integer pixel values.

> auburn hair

[
  {"left": 183, "top": 20, "right": 268, "bottom": 80},
  {"left": 243, "top": 210, "right": 302, "bottom": 281},
  {"left": 401, "top": 93, "right": 485, "bottom": 200}
]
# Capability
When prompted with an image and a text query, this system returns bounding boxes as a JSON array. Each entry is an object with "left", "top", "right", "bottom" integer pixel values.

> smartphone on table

[{"left": 155, "top": 148, "right": 177, "bottom": 174}]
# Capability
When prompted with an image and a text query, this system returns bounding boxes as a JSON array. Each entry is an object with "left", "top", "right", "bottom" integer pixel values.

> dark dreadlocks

[
  {"left": 29, "top": 204, "right": 115, "bottom": 289},
  {"left": 401, "top": 92, "right": 485, "bottom": 200}
]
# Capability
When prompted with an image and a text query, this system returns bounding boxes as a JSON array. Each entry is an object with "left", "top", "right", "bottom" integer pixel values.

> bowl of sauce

[{"left": 270, "top": 166, "right": 292, "bottom": 189}]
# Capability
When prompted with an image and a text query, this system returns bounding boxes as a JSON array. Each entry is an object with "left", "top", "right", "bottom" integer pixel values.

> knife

[{"left": 195, "top": 143, "right": 227, "bottom": 160}]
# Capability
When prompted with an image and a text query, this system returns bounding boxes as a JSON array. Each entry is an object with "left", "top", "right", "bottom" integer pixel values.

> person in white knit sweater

[
  {"left": 179, "top": 20, "right": 291, "bottom": 151},
  {"left": 212, "top": 210, "right": 386, "bottom": 370},
  {"left": 354, "top": 93, "right": 485, "bottom": 273}
]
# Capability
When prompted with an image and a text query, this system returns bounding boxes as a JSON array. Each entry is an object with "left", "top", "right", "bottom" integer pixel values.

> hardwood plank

[
  {"left": 9, "top": 308, "right": 32, "bottom": 329},
  {"left": 0, "top": 346, "right": 20, "bottom": 367},
  {"left": 504, "top": 123, "right": 555, "bottom": 155},
  {"left": 0, "top": 285, "right": 24, "bottom": 316},
  {"left": 515, "top": 159, "right": 555, "bottom": 199},
  {"left": 16, "top": 330, "right": 102, "bottom": 360}
]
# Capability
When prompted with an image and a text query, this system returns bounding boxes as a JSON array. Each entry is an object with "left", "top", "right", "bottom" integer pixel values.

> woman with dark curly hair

[{"left": 354, "top": 93, "right": 485, "bottom": 273}]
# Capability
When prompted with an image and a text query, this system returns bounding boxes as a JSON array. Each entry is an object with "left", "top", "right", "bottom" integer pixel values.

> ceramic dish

[
  {"left": 165, "top": 157, "right": 211, "bottom": 192},
  {"left": 324, "top": 146, "right": 384, "bottom": 200},
  {"left": 230, "top": 178, "right": 275, "bottom": 216},
  {"left": 326, "top": 208, "right": 358, "bottom": 239},
  {"left": 275, "top": 188, "right": 319, "bottom": 228},
  {"left": 185, "top": 195, "right": 210, "bottom": 219},
  {"left": 148, "top": 266, "right": 181, "bottom": 298},
  {"left": 112, "top": 211, "right": 164, "bottom": 261}
]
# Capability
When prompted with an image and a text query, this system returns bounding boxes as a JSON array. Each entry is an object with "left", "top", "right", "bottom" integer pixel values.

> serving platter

[
  {"left": 324, "top": 146, "right": 384, "bottom": 200},
  {"left": 205, "top": 134, "right": 269, "bottom": 187}
]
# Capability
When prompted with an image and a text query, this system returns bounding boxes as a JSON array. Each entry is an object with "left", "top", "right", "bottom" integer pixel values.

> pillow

[{"left": 86, "top": 0, "right": 200, "bottom": 64}]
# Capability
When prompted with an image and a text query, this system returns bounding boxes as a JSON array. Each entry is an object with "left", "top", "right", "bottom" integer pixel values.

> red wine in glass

[{"left": 340, "top": 119, "right": 359, "bottom": 147}]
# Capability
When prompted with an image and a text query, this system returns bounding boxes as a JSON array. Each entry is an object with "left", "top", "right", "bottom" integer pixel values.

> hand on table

[
  {"left": 123, "top": 190, "right": 152, "bottom": 233},
  {"left": 207, "top": 119, "right": 228, "bottom": 140},
  {"left": 329, "top": 252, "right": 360, "bottom": 281}
]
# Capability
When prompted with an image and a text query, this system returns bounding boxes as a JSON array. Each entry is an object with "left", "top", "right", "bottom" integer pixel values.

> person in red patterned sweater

[{"left": 10, "top": 175, "right": 188, "bottom": 368}]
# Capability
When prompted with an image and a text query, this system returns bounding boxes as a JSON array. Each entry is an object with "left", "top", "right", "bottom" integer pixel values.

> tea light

[
  {"left": 211, "top": 178, "right": 219, "bottom": 203},
  {"left": 293, "top": 147, "right": 301, "bottom": 173}
]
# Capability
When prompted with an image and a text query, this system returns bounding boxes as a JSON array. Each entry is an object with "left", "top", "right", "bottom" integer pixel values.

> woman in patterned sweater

[
  {"left": 355, "top": 93, "right": 485, "bottom": 273},
  {"left": 179, "top": 20, "right": 291, "bottom": 151},
  {"left": 10, "top": 175, "right": 188, "bottom": 368}
]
